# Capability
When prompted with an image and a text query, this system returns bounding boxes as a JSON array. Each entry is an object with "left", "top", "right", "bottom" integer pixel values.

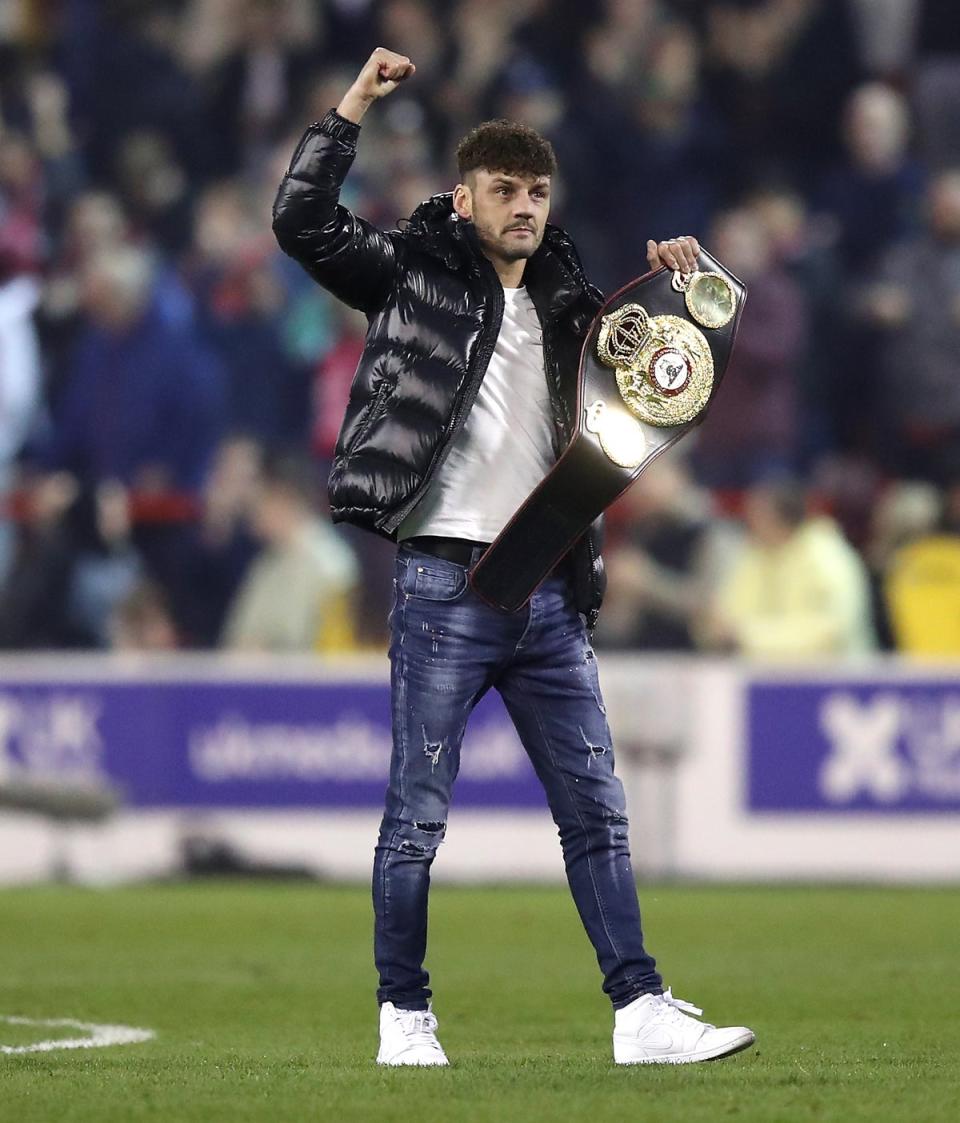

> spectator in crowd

[
  {"left": 188, "top": 181, "right": 308, "bottom": 447},
  {"left": 42, "top": 191, "right": 130, "bottom": 334},
  {"left": 113, "top": 130, "right": 194, "bottom": 257},
  {"left": 884, "top": 530, "right": 960, "bottom": 656},
  {"left": 941, "top": 472, "right": 960, "bottom": 536},
  {"left": 817, "top": 82, "right": 924, "bottom": 274},
  {"left": 207, "top": 0, "right": 316, "bottom": 175},
  {"left": 862, "top": 480, "right": 942, "bottom": 649},
  {"left": 748, "top": 183, "right": 844, "bottom": 463},
  {"left": 815, "top": 83, "right": 925, "bottom": 456},
  {"left": 0, "top": 128, "right": 44, "bottom": 279},
  {"left": 846, "top": 0, "right": 921, "bottom": 79},
  {"left": 41, "top": 244, "right": 224, "bottom": 494},
  {"left": 595, "top": 452, "right": 738, "bottom": 651},
  {"left": 0, "top": 262, "right": 41, "bottom": 586},
  {"left": 222, "top": 455, "right": 358, "bottom": 652},
  {"left": 109, "top": 579, "right": 180, "bottom": 652},
  {"left": 0, "top": 475, "right": 142, "bottom": 649},
  {"left": 64, "top": 0, "right": 212, "bottom": 185},
  {"left": 705, "top": 481, "right": 876, "bottom": 657},
  {"left": 161, "top": 435, "right": 262, "bottom": 648},
  {"left": 378, "top": 0, "right": 455, "bottom": 128},
  {"left": 3, "top": 65, "right": 85, "bottom": 230},
  {"left": 575, "top": 2, "right": 725, "bottom": 288},
  {"left": 913, "top": 0, "right": 960, "bottom": 169},
  {"left": 692, "top": 202, "right": 807, "bottom": 487},
  {"left": 874, "top": 469, "right": 960, "bottom": 655},
  {"left": 860, "top": 169, "right": 960, "bottom": 482},
  {"left": 39, "top": 190, "right": 196, "bottom": 412},
  {"left": 1, "top": 121, "right": 44, "bottom": 586},
  {"left": 67, "top": 479, "right": 143, "bottom": 647},
  {"left": 702, "top": 0, "right": 863, "bottom": 187},
  {"left": 0, "top": 472, "right": 79, "bottom": 648}
]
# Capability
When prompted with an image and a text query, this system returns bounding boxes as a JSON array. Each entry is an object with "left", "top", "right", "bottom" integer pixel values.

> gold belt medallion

[
  {"left": 595, "top": 303, "right": 714, "bottom": 428},
  {"left": 672, "top": 269, "right": 737, "bottom": 329}
]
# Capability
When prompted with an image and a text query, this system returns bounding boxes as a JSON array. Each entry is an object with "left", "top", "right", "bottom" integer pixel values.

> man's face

[{"left": 456, "top": 169, "right": 551, "bottom": 263}]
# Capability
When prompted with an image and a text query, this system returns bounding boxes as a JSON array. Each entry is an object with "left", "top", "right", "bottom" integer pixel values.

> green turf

[{"left": 0, "top": 882, "right": 957, "bottom": 1122}]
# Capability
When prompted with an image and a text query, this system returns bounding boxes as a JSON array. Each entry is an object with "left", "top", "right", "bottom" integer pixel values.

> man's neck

[{"left": 482, "top": 249, "right": 527, "bottom": 289}]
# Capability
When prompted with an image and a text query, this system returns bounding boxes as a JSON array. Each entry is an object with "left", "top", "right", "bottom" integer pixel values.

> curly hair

[{"left": 456, "top": 119, "right": 557, "bottom": 180}]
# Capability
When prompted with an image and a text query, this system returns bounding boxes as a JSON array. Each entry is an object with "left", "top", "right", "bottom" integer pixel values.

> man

[
  {"left": 273, "top": 47, "right": 754, "bottom": 1067},
  {"left": 221, "top": 455, "right": 358, "bottom": 652},
  {"left": 861, "top": 168, "right": 960, "bottom": 482},
  {"left": 706, "top": 481, "right": 876, "bottom": 658},
  {"left": 43, "top": 244, "right": 224, "bottom": 494}
]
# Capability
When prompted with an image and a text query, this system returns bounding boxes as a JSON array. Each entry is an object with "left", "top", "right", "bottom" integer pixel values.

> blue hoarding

[
  {"left": 0, "top": 680, "right": 545, "bottom": 809},
  {"left": 747, "top": 681, "right": 960, "bottom": 813}
]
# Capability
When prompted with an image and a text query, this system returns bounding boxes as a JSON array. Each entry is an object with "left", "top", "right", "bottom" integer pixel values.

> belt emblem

[{"left": 596, "top": 303, "right": 714, "bottom": 427}]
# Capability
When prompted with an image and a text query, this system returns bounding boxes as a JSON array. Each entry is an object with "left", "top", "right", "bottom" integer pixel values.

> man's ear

[{"left": 453, "top": 182, "right": 472, "bottom": 221}]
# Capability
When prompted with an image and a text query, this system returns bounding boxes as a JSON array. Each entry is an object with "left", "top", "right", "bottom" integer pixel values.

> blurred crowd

[{"left": 1, "top": 0, "right": 960, "bottom": 657}]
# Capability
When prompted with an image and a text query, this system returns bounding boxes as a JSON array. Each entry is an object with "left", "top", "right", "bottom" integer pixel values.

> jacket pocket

[{"left": 347, "top": 379, "right": 394, "bottom": 453}]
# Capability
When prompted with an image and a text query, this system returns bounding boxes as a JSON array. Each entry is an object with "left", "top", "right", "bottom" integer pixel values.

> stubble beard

[
  {"left": 474, "top": 216, "right": 543, "bottom": 264},
  {"left": 500, "top": 239, "right": 539, "bottom": 262}
]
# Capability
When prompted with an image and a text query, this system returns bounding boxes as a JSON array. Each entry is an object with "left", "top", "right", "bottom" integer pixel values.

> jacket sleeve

[{"left": 272, "top": 109, "right": 398, "bottom": 314}]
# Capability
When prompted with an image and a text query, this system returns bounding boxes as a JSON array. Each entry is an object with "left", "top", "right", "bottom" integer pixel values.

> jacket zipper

[
  {"left": 346, "top": 379, "right": 393, "bottom": 454},
  {"left": 381, "top": 261, "right": 505, "bottom": 534},
  {"left": 540, "top": 319, "right": 571, "bottom": 452}
]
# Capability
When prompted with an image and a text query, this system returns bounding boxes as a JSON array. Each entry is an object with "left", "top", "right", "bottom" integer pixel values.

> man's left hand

[{"left": 646, "top": 235, "right": 700, "bottom": 273}]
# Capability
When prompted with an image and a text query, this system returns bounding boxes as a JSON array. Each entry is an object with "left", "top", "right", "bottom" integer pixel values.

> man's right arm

[{"left": 271, "top": 49, "right": 416, "bottom": 314}]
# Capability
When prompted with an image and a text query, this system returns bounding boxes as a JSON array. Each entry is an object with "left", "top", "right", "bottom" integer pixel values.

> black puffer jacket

[{"left": 272, "top": 109, "right": 607, "bottom": 623}]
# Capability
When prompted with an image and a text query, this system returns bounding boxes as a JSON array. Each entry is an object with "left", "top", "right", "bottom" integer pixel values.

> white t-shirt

[{"left": 399, "top": 285, "right": 555, "bottom": 543}]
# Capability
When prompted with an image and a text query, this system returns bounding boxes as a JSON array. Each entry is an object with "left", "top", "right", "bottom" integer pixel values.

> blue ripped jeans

[{"left": 373, "top": 544, "right": 663, "bottom": 1010}]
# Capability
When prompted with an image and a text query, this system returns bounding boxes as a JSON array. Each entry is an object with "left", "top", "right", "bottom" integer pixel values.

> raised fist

[
  {"left": 353, "top": 47, "right": 416, "bottom": 101},
  {"left": 338, "top": 48, "right": 416, "bottom": 124}
]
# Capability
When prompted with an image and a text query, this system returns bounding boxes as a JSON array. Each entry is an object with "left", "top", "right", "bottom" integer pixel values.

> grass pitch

[{"left": 0, "top": 881, "right": 957, "bottom": 1123}]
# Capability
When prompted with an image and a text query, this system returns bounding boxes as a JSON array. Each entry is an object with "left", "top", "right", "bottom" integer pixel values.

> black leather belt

[{"left": 403, "top": 536, "right": 490, "bottom": 566}]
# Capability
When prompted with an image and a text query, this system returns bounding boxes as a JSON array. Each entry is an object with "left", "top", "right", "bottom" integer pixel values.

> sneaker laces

[
  {"left": 660, "top": 988, "right": 703, "bottom": 1017},
  {"left": 397, "top": 1009, "right": 443, "bottom": 1051},
  {"left": 648, "top": 988, "right": 715, "bottom": 1029}
]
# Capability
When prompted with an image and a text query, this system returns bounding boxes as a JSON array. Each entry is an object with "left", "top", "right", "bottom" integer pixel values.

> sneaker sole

[
  {"left": 376, "top": 1052, "right": 449, "bottom": 1067},
  {"left": 614, "top": 1029, "right": 756, "bottom": 1065}
]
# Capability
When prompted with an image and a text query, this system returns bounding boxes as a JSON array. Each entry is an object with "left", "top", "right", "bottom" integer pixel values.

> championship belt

[{"left": 469, "top": 248, "right": 746, "bottom": 613}]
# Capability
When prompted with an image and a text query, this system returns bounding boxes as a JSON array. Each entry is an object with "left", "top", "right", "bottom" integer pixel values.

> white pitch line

[{"left": 0, "top": 1016, "right": 155, "bottom": 1055}]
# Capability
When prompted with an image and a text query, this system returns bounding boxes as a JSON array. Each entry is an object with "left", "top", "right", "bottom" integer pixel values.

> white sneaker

[
  {"left": 613, "top": 988, "right": 755, "bottom": 1065},
  {"left": 376, "top": 1001, "right": 449, "bottom": 1066}
]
